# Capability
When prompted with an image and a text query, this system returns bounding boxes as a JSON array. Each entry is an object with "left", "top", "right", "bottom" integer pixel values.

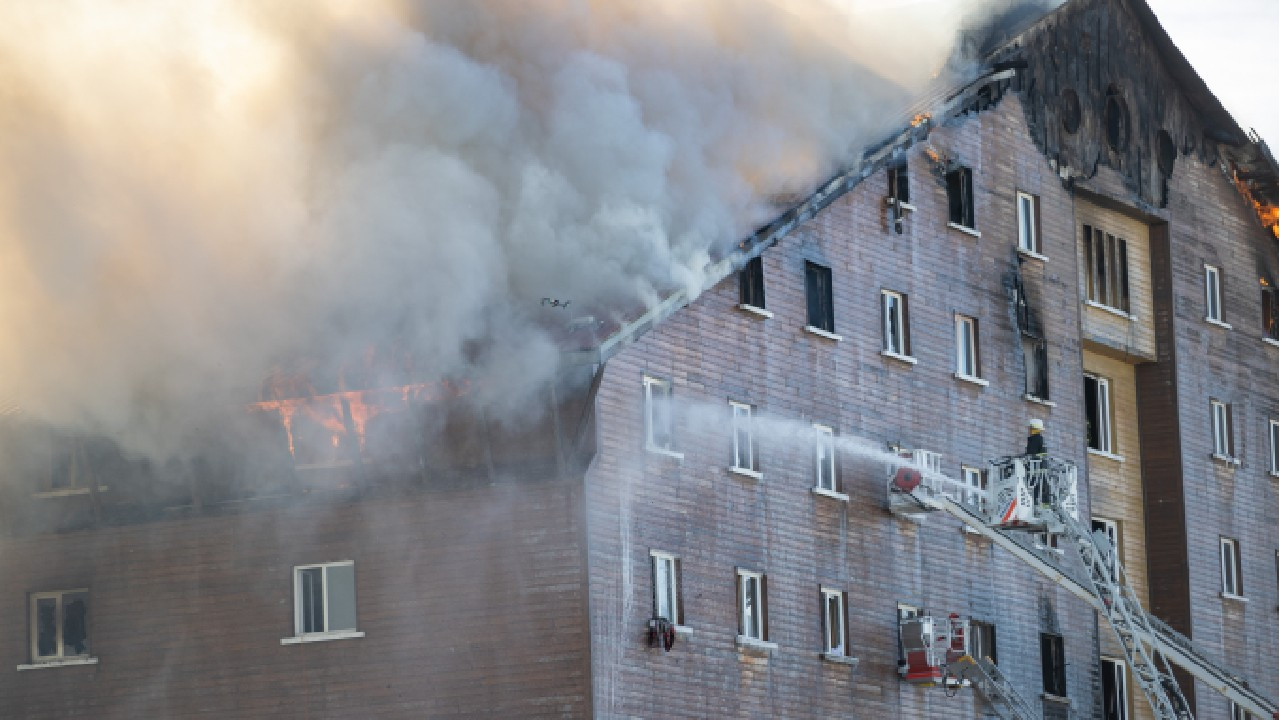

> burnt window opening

[
  {"left": 1260, "top": 277, "right": 1278, "bottom": 340},
  {"left": 946, "top": 167, "right": 975, "bottom": 229},
  {"left": 1101, "top": 657, "right": 1128, "bottom": 720},
  {"left": 1104, "top": 88, "right": 1130, "bottom": 153},
  {"left": 1040, "top": 632, "right": 1067, "bottom": 697},
  {"left": 1024, "top": 337, "right": 1049, "bottom": 401},
  {"left": 1157, "top": 129, "right": 1177, "bottom": 176},
  {"left": 888, "top": 163, "right": 910, "bottom": 206},
  {"left": 1084, "top": 225, "right": 1130, "bottom": 313},
  {"left": 740, "top": 256, "right": 766, "bottom": 310},
  {"left": 805, "top": 261, "right": 835, "bottom": 333},
  {"left": 1060, "top": 88, "right": 1081, "bottom": 134}
]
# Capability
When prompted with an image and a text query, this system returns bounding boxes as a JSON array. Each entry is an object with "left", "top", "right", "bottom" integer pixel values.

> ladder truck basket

[
  {"left": 985, "top": 456, "right": 1077, "bottom": 530},
  {"left": 898, "top": 613, "right": 967, "bottom": 686}
]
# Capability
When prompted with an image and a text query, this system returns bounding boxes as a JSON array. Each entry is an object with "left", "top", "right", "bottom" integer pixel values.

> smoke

[{"left": 0, "top": 0, "right": 1031, "bottom": 457}]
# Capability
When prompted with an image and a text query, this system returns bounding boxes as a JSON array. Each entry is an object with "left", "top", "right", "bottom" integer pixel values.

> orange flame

[{"left": 911, "top": 113, "right": 930, "bottom": 128}]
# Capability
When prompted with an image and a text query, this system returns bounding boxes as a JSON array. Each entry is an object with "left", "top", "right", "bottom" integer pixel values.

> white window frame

[
  {"left": 1204, "top": 265, "right": 1224, "bottom": 324},
  {"left": 1220, "top": 537, "right": 1243, "bottom": 598},
  {"left": 1231, "top": 701, "right": 1255, "bottom": 720},
  {"left": 821, "top": 588, "right": 846, "bottom": 656},
  {"left": 643, "top": 376, "right": 678, "bottom": 456},
  {"left": 968, "top": 619, "right": 997, "bottom": 664},
  {"left": 1211, "top": 400, "right": 1233, "bottom": 459},
  {"left": 881, "top": 290, "right": 909, "bottom": 358},
  {"left": 730, "top": 402, "right": 756, "bottom": 474},
  {"left": 651, "top": 551, "right": 681, "bottom": 626},
  {"left": 1085, "top": 374, "right": 1113, "bottom": 455},
  {"left": 1017, "top": 191, "right": 1040, "bottom": 255},
  {"left": 1092, "top": 517, "right": 1120, "bottom": 582},
  {"left": 27, "top": 589, "right": 93, "bottom": 666},
  {"left": 737, "top": 569, "right": 766, "bottom": 642},
  {"left": 814, "top": 424, "right": 837, "bottom": 492},
  {"left": 286, "top": 561, "right": 362, "bottom": 643},
  {"left": 961, "top": 465, "right": 986, "bottom": 512},
  {"left": 955, "top": 314, "right": 980, "bottom": 380},
  {"left": 1101, "top": 656, "right": 1129, "bottom": 720},
  {"left": 1269, "top": 419, "right": 1279, "bottom": 476}
]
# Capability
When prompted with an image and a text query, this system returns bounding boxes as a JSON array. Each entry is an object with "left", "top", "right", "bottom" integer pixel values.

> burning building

[{"left": 0, "top": 0, "right": 1275, "bottom": 718}]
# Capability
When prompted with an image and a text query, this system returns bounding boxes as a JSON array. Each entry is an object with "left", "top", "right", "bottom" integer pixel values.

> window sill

[
  {"left": 1023, "top": 394, "right": 1056, "bottom": 407},
  {"left": 881, "top": 350, "right": 917, "bottom": 365},
  {"left": 953, "top": 373, "right": 989, "bottom": 387},
  {"left": 1204, "top": 317, "right": 1232, "bottom": 330},
  {"left": 884, "top": 198, "right": 916, "bottom": 212},
  {"left": 281, "top": 630, "right": 365, "bottom": 645},
  {"left": 674, "top": 625, "right": 694, "bottom": 637},
  {"left": 34, "top": 486, "right": 109, "bottom": 499},
  {"left": 805, "top": 326, "right": 842, "bottom": 342},
  {"left": 963, "top": 525, "right": 990, "bottom": 537},
  {"left": 17, "top": 657, "right": 98, "bottom": 671},
  {"left": 821, "top": 652, "right": 859, "bottom": 667},
  {"left": 1220, "top": 592, "right": 1248, "bottom": 603},
  {"left": 735, "top": 635, "right": 778, "bottom": 655},
  {"left": 947, "top": 222, "right": 981, "bottom": 238},
  {"left": 1087, "top": 448, "right": 1125, "bottom": 463},
  {"left": 1017, "top": 247, "right": 1048, "bottom": 262},
  {"left": 1263, "top": 336, "right": 1279, "bottom": 348},
  {"left": 646, "top": 446, "right": 685, "bottom": 461},
  {"left": 811, "top": 487, "right": 849, "bottom": 502},
  {"left": 1041, "top": 693, "right": 1071, "bottom": 705},
  {"left": 1083, "top": 300, "right": 1135, "bottom": 320},
  {"left": 729, "top": 466, "right": 763, "bottom": 481},
  {"left": 738, "top": 303, "right": 773, "bottom": 319},
  {"left": 1210, "top": 453, "right": 1240, "bottom": 467}
]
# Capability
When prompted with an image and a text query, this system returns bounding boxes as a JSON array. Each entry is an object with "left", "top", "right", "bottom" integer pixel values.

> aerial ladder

[{"left": 888, "top": 453, "right": 1278, "bottom": 720}]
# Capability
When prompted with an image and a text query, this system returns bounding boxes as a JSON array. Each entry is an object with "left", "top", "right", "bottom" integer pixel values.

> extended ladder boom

[{"left": 949, "top": 655, "right": 1039, "bottom": 720}]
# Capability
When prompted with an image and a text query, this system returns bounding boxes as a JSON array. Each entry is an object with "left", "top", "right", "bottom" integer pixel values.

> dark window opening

[
  {"left": 1261, "top": 279, "right": 1278, "bottom": 340},
  {"left": 1101, "top": 658, "right": 1128, "bottom": 720},
  {"left": 299, "top": 567, "right": 325, "bottom": 634},
  {"left": 1084, "top": 225, "right": 1130, "bottom": 312},
  {"left": 1157, "top": 129, "right": 1176, "bottom": 176},
  {"left": 740, "top": 256, "right": 766, "bottom": 310},
  {"left": 1024, "top": 337, "right": 1049, "bottom": 400},
  {"left": 1104, "top": 88, "right": 1130, "bottom": 152},
  {"left": 970, "top": 620, "right": 998, "bottom": 664},
  {"left": 1040, "top": 633, "right": 1067, "bottom": 697},
  {"left": 1061, "top": 88, "right": 1081, "bottom": 133},
  {"left": 946, "top": 167, "right": 975, "bottom": 229},
  {"left": 888, "top": 164, "right": 910, "bottom": 206},
  {"left": 805, "top": 261, "right": 834, "bottom": 333}
]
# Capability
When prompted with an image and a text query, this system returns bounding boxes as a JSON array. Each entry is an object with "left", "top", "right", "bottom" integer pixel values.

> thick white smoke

[{"left": 0, "top": 0, "right": 1028, "bottom": 455}]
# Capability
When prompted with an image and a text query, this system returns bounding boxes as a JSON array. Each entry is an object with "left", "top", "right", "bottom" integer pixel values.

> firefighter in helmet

[
  {"left": 1025, "top": 418, "right": 1046, "bottom": 457},
  {"left": 1026, "top": 418, "right": 1049, "bottom": 506}
]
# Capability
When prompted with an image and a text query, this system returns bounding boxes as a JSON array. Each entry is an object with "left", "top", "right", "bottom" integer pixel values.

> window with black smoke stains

[{"left": 946, "top": 167, "right": 974, "bottom": 229}]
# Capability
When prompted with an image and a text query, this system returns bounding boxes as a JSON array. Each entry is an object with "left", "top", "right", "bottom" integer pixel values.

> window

[
  {"left": 740, "top": 256, "right": 766, "bottom": 310},
  {"left": 1261, "top": 277, "right": 1278, "bottom": 340},
  {"left": 1092, "top": 518, "right": 1120, "bottom": 582},
  {"left": 1268, "top": 419, "right": 1279, "bottom": 475},
  {"left": 955, "top": 315, "right": 981, "bottom": 379},
  {"left": 1205, "top": 265, "right": 1224, "bottom": 323},
  {"left": 881, "top": 290, "right": 911, "bottom": 357},
  {"left": 1220, "top": 537, "right": 1243, "bottom": 597},
  {"left": 651, "top": 551, "right": 683, "bottom": 625},
  {"left": 888, "top": 163, "right": 910, "bottom": 206},
  {"left": 969, "top": 620, "right": 997, "bottom": 664},
  {"left": 946, "top": 167, "right": 975, "bottom": 229},
  {"left": 29, "top": 590, "right": 90, "bottom": 664},
  {"left": 737, "top": 570, "right": 768, "bottom": 641},
  {"left": 293, "top": 562, "right": 358, "bottom": 637},
  {"left": 730, "top": 402, "right": 757, "bottom": 473},
  {"left": 1040, "top": 633, "right": 1067, "bottom": 697},
  {"left": 805, "top": 261, "right": 834, "bottom": 334},
  {"left": 1231, "top": 702, "right": 1255, "bottom": 720},
  {"left": 1211, "top": 400, "right": 1234, "bottom": 459},
  {"left": 1017, "top": 191, "right": 1040, "bottom": 254},
  {"left": 1084, "top": 374, "right": 1113, "bottom": 453},
  {"left": 1024, "top": 337, "right": 1049, "bottom": 400},
  {"left": 821, "top": 588, "right": 848, "bottom": 656},
  {"left": 961, "top": 466, "right": 986, "bottom": 512},
  {"left": 1101, "top": 657, "right": 1128, "bottom": 720},
  {"left": 1083, "top": 225, "right": 1130, "bottom": 313},
  {"left": 643, "top": 376, "right": 675, "bottom": 453},
  {"left": 814, "top": 424, "right": 837, "bottom": 492}
]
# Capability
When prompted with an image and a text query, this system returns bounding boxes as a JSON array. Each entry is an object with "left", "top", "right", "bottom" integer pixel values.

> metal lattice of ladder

[{"left": 948, "top": 655, "right": 1040, "bottom": 720}]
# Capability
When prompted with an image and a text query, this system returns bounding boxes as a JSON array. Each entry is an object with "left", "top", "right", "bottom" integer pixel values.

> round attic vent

[
  {"left": 1104, "top": 87, "right": 1129, "bottom": 152},
  {"left": 1060, "top": 88, "right": 1081, "bottom": 134}
]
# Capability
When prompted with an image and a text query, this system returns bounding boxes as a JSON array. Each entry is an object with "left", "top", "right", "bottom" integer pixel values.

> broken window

[
  {"left": 1040, "top": 633, "right": 1067, "bottom": 697},
  {"left": 1101, "top": 657, "right": 1128, "bottom": 720},
  {"left": 650, "top": 551, "right": 683, "bottom": 625},
  {"left": 293, "top": 562, "right": 358, "bottom": 637},
  {"left": 888, "top": 163, "right": 910, "bottom": 206},
  {"left": 955, "top": 315, "right": 981, "bottom": 379},
  {"left": 1205, "top": 265, "right": 1225, "bottom": 323},
  {"left": 737, "top": 569, "right": 768, "bottom": 641},
  {"left": 643, "top": 376, "right": 675, "bottom": 453},
  {"left": 1083, "top": 225, "right": 1130, "bottom": 313},
  {"left": 821, "top": 588, "right": 848, "bottom": 656},
  {"left": 740, "top": 256, "right": 766, "bottom": 310},
  {"left": 969, "top": 619, "right": 997, "bottom": 664},
  {"left": 1017, "top": 191, "right": 1040, "bottom": 254},
  {"left": 1024, "top": 337, "right": 1050, "bottom": 401},
  {"left": 814, "top": 424, "right": 837, "bottom": 492},
  {"left": 730, "top": 401, "right": 757, "bottom": 473},
  {"left": 1092, "top": 517, "right": 1120, "bottom": 582},
  {"left": 1211, "top": 400, "right": 1234, "bottom": 459},
  {"left": 1260, "top": 277, "right": 1277, "bottom": 340},
  {"left": 29, "top": 590, "right": 90, "bottom": 663},
  {"left": 805, "top": 261, "right": 835, "bottom": 333},
  {"left": 881, "top": 290, "right": 911, "bottom": 357},
  {"left": 1220, "top": 537, "right": 1243, "bottom": 597},
  {"left": 1084, "top": 374, "right": 1113, "bottom": 454},
  {"left": 946, "top": 167, "right": 975, "bottom": 229}
]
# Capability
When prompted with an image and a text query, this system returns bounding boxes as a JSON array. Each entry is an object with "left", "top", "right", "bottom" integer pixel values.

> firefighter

[
  {"left": 1025, "top": 419, "right": 1049, "bottom": 507},
  {"left": 1025, "top": 419, "right": 1046, "bottom": 457}
]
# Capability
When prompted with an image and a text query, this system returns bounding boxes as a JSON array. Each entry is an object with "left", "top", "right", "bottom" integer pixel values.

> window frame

[
  {"left": 1023, "top": 336, "right": 1050, "bottom": 401},
  {"left": 28, "top": 589, "right": 92, "bottom": 665},
  {"left": 881, "top": 290, "right": 911, "bottom": 358},
  {"left": 1101, "top": 656, "right": 1129, "bottom": 720},
  {"left": 1268, "top": 419, "right": 1279, "bottom": 476},
  {"left": 728, "top": 401, "right": 757, "bottom": 473},
  {"left": 1085, "top": 374, "right": 1114, "bottom": 454},
  {"left": 1083, "top": 225, "right": 1131, "bottom": 313},
  {"left": 1231, "top": 701, "right": 1256, "bottom": 720},
  {"left": 1210, "top": 399, "right": 1234, "bottom": 459},
  {"left": 736, "top": 569, "right": 768, "bottom": 642},
  {"left": 1205, "top": 265, "right": 1225, "bottom": 324},
  {"left": 946, "top": 166, "right": 975, "bottom": 230},
  {"left": 1016, "top": 191, "right": 1041, "bottom": 255},
  {"left": 643, "top": 376, "right": 677, "bottom": 454},
  {"left": 1261, "top": 279, "right": 1278, "bottom": 340},
  {"left": 1092, "top": 517, "right": 1120, "bottom": 582},
  {"left": 804, "top": 261, "right": 835, "bottom": 334},
  {"left": 961, "top": 465, "right": 986, "bottom": 512},
  {"left": 650, "top": 551, "right": 683, "bottom": 626},
  {"left": 740, "top": 256, "right": 766, "bottom": 311},
  {"left": 820, "top": 587, "right": 849, "bottom": 657},
  {"left": 291, "top": 561, "right": 360, "bottom": 640},
  {"left": 955, "top": 314, "right": 981, "bottom": 380},
  {"left": 814, "top": 424, "right": 837, "bottom": 492},
  {"left": 969, "top": 619, "right": 998, "bottom": 665},
  {"left": 1040, "top": 632, "right": 1067, "bottom": 697},
  {"left": 1220, "top": 537, "right": 1243, "bottom": 598}
]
